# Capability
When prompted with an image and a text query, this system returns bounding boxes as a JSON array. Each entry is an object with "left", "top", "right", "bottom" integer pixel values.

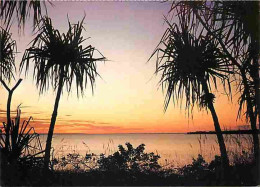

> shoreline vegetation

[{"left": 1, "top": 140, "right": 257, "bottom": 186}]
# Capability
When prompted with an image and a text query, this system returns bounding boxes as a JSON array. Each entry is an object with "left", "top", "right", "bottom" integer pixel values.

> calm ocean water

[{"left": 38, "top": 133, "right": 252, "bottom": 166}]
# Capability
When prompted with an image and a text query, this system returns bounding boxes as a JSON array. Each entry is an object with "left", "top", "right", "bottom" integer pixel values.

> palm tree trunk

[
  {"left": 5, "top": 91, "right": 13, "bottom": 149},
  {"left": 241, "top": 69, "right": 259, "bottom": 183},
  {"left": 201, "top": 80, "right": 229, "bottom": 169},
  {"left": 4, "top": 91, "right": 13, "bottom": 150},
  {"left": 44, "top": 72, "right": 64, "bottom": 170}
]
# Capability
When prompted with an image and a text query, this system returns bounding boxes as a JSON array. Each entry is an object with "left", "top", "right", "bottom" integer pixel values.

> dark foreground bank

[{"left": 1, "top": 143, "right": 259, "bottom": 186}]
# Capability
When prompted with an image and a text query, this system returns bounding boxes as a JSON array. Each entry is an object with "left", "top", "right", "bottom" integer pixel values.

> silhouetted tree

[
  {"left": 149, "top": 15, "right": 232, "bottom": 171},
  {"left": 168, "top": 1, "right": 259, "bottom": 182},
  {"left": 20, "top": 17, "right": 105, "bottom": 170}
]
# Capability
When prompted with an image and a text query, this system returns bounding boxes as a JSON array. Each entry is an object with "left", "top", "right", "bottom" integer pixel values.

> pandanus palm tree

[
  {"left": 149, "top": 18, "right": 232, "bottom": 169},
  {"left": 169, "top": 2, "right": 259, "bottom": 128},
  {"left": 20, "top": 17, "right": 105, "bottom": 170},
  {"left": 169, "top": 1, "right": 259, "bottom": 181},
  {"left": 210, "top": 0, "right": 260, "bottom": 161},
  {"left": 211, "top": 1, "right": 260, "bottom": 180}
]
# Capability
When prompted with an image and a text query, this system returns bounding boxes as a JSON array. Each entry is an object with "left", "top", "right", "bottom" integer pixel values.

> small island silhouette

[{"left": 187, "top": 130, "right": 260, "bottom": 134}]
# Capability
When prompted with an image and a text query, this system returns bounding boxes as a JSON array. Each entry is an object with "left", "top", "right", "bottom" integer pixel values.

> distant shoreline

[{"left": 187, "top": 130, "right": 260, "bottom": 134}]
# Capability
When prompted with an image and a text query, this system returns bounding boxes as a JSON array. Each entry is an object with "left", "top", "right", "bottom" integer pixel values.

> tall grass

[
  {"left": 50, "top": 138, "right": 116, "bottom": 171},
  {"left": 195, "top": 133, "right": 255, "bottom": 166}
]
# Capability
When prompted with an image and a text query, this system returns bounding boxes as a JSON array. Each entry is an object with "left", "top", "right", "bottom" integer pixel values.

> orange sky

[{"left": 0, "top": 2, "right": 248, "bottom": 134}]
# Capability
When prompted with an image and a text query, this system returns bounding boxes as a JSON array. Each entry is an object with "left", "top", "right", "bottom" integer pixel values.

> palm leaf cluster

[
  {"left": 0, "top": 107, "right": 43, "bottom": 164},
  {"left": 21, "top": 17, "right": 105, "bottom": 96},
  {"left": 170, "top": 1, "right": 259, "bottom": 55},
  {"left": 212, "top": 1, "right": 259, "bottom": 54},
  {"left": 212, "top": 1, "right": 259, "bottom": 122},
  {"left": 169, "top": 1, "right": 259, "bottom": 124},
  {"left": 150, "top": 18, "right": 232, "bottom": 112},
  {"left": 0, "top": 27, "right": 16, "bottom": 81},
  {"left": 0, "top": 0, "right": 47, "bottom": 29}
]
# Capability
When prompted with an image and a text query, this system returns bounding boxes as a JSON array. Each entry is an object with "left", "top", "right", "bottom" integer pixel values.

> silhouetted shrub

[
  {"left": 97, "top": 142, "right": 161, "bottom": 173},
  {"left": 179, "top": 154, "right": 209, "bottom": 181}
]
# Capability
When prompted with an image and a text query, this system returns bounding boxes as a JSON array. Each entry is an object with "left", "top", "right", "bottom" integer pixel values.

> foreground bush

[{"left": 98, "top": 143, "right": 161, "bottom": 173}]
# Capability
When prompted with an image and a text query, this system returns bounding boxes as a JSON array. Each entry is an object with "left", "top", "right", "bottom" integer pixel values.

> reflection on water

[{"left": 39, "top": 133, "right": 253, "bottom": 167}]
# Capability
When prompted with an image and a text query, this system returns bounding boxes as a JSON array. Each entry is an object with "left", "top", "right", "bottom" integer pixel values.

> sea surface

[{"left": 38, "top": 133, "right": 253, "bottom": 166}]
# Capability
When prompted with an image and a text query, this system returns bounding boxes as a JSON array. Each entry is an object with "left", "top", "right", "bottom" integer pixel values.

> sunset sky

[{"left": 0, "top": 2, "right": 246, "bottom": 134}]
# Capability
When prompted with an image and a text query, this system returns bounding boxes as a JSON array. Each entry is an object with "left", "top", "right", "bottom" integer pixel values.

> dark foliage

[
  {"left": 0, "top": 107, "right": 43, "bottom": 164},
  {"left": 98, "top": 143, "right": 161, "bottom": 173},
  {"left": 0, "top": 0, "right": 48, "bottom": 30},
  {"left": 20, "top": 16, "right": 106, "bottom": 96},
  {"left": 149, "top": 15, "right": 232, "bottom": 113},
  {"left": 0, "top": 27, "right": 16, "bottom": 82},
  {"left": 0, "top": 107, "right": 44, "bottom": 186},
  {"left": 1, "top": 151, "right": 257, "bottom": 186},
  {"left": 180, "top": 154, "right": 209, "bottom": 180}
]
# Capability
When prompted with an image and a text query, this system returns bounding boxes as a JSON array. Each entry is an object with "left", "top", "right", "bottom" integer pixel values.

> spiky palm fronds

[
  {"left": 150, "top": 18, "right": 232, "bottom": 112},
  {"left": 212, "top": 1, "right": 260, "bottom": 125},
  {"left": 169, "top": 1, "right": 259, "bottom": 57},
  {"left": 169, "top": 1, "right": 259, "bottom": 124},
  {"left": 0, "top": 0, "right": 48, "bottom": 29},
  {"left": 0, "top": 107, "right": 44, "bottom": 164},
  {"left": 212, "top": 1, "right": 259, "bottom": 54},
  {"left": 237, "top": 78, "right": 256, "bottom": 120},
  {"left": 20, "top": 16, "right": 105, "bottom": 96},
  {"left": 0, "top": 27, "right": 16, "bottom": 82}
]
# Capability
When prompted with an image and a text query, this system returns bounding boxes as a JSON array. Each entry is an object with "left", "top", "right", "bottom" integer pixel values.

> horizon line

[{"left": 38, "top": 132, "right": 188, "bottom": 135}]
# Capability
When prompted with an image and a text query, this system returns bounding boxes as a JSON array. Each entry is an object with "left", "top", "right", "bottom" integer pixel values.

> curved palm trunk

[
  {"left": 44, "top": 73, "right": 64, "bottom": 170},
  {"left": 201, "top": 80, "right": 229, "bottom": 169}
]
